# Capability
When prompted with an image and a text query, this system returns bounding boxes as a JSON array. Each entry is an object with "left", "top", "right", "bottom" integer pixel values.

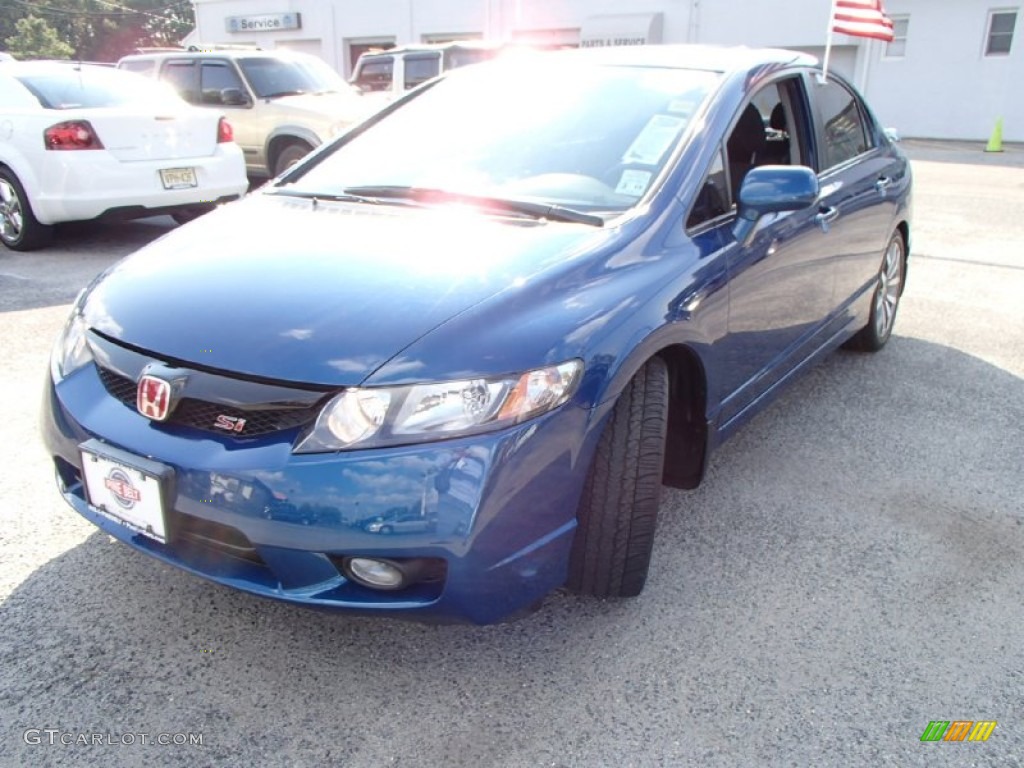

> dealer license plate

[
  {"left": 159, "top": 167, "right": 197, "bottom": 190},
  {"left": 81, "top": 446, "right": 168, "bottom": 543}
]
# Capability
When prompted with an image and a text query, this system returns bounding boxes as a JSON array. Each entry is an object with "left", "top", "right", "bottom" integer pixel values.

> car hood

[
  {"left": 269, "top": 90, "right": 374, "bottom": 124},
  {"left": 82, "top": 194, "right": 611, "bottom": 386}
]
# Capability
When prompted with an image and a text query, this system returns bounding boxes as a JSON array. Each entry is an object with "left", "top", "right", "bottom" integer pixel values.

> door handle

[
  {"left": 875, "top": 176, "right": 892, "bottom": 194},
  {"left": 815, "top": 206, "right": 839, "bottom": 233}
]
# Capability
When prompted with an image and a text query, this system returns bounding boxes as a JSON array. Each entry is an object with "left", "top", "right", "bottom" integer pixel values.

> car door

[
  {"left": 198, "top": 59, "right": 261, "bottom": 169},
  {"left": 710, "top": 75, "right": 841, "bottom": 431},
  {"left": 808, "top": 74, "right": 901, "bottom": 315}
]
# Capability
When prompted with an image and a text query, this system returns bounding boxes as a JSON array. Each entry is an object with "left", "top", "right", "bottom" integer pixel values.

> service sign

[{"left": 226, "top": 13, "right": 301, "bottom": 33}]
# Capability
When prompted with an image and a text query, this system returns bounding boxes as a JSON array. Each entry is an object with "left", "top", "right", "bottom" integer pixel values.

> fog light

[{"left": 344, "top": 557, "right": 406, "bottom": 590}]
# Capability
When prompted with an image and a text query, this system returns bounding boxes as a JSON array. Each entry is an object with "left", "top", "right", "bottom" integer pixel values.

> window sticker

[
  {"left": 615, "top": 169, "right": 652, "bottom": 197},
  {"left": 622, "top": 115, "right": 686, "bottom": 166},
  {"left": 667, "top": 99, "right": 697, "bottom": 117}
]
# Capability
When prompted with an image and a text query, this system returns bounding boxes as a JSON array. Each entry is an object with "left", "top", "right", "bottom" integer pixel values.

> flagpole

[{"left": 821, "top": 0, "right": 839, "bottom": 83}]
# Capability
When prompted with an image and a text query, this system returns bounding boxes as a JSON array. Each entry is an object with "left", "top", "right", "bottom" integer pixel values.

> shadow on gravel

[{"left": 2, "top": 337, "right": 1022, "bottom": 767}]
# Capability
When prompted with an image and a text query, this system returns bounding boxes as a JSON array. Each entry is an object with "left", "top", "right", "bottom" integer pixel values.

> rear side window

[
  {"left": 120, "top": 59, "right": 155, "bottom": 76},
  {"left": 404, "top": 54, "right": 440, "bottom": 89},
  {"left": 162, "top": 60, "right": 198, "bottom": 103},
  {"left": 816, "top": 79, "right": 871, "bottom": 170}
]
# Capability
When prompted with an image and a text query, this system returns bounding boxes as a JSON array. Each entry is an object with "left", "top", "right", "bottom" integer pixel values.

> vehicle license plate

[
  {"left": 159, "top": 167, "right": 197, "bottom": 189},
  {"left": 80, "top": 445, "right": 168, "bottom": 542}
]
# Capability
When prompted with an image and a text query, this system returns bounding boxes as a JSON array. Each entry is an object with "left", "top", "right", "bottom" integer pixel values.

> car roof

[
  {"left": 359, "top": 41, "right": 502, "bottom": 57},
  {"left": 556, "top": 44, "right": 816, "bottom": 74},
  {"left": 118, "top": 48, "right": 313, "bottom": 64},
  {"left": 356, "top": 43, "right": 816, "bottom": 75},
  {"left": 0, "top": 60, "right": 129, "bottom": 77}
]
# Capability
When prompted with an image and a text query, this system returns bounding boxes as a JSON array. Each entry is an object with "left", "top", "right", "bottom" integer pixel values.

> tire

[
  {"left": 0, "top": 169, "right": 53, "bottom": 251},
  {"left": 171, "top": 204, "right": 216, "bottom": 226},
  {"left": 567, "top": 356, "right": 669, "bottom": 598},
  {"left": 845, "top": 229, "right": 906, "bottom": 352},
  {"left": 273, "top": 142, "right": 312, "bottom": 176},
  {"left": 380, "top": 525, "right": 394, "bottom": 535}
]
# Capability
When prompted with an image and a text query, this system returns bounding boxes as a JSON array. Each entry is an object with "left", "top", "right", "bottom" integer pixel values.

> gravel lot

[{"left": 0, "top": 141, "right": 1022, "bottom": 767}]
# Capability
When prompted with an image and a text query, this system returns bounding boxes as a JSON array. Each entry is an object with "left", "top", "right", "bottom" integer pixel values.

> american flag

[{"left": 832, "top": 0, "right": 895, "bottom": 42}]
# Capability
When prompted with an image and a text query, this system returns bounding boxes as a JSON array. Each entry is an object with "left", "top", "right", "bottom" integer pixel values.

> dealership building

[{"left": 190, "top": 0, "right": 1022, "bottom": 142}]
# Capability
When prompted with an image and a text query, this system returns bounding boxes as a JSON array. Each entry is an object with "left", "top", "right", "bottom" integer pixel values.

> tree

[
  {"left": 4, "top": 15, "right": 74, "bottom": 60},
  {"left": 0, "top": 1, "right": 195, "bottom": 62}
]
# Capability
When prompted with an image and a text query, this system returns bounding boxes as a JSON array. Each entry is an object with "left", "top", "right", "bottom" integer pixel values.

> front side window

[
  {"left": 200, "top": 61, "right": 245, "bottom": 104},
  {"left": 286, "top": 59, "right": 720, "bottom": 214},
  {"left": 353, "top": 57, "right": 394, "bottom": 92},
  {"left": 816, "top": 79, "right": 871, "bottom": 171},
  {"left": 986, "top": 10, "right": 1018, "bottom": 55},
  {"left": 885, "top": 17, "right": 910, "bottom": 57}
]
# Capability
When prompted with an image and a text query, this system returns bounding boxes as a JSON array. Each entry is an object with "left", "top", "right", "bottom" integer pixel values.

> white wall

[{"left": 865, "top": 1, "right": 1023, "bottom": 141}]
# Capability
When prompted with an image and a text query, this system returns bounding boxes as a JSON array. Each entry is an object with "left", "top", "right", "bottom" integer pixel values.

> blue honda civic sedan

[{"left": 42, "top": 45, "right": 911, "bottom": 624}]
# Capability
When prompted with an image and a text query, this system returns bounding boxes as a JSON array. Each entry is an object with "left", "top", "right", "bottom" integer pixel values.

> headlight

[
  {"left": 295, "top": 360, "right": 583, "bottom": 453},
  {"left": 50, "top": 312, "right": 93, "bottom": 380}
]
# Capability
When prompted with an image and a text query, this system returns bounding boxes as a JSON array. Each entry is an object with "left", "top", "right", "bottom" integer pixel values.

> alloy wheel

[
  {"left": 874, "top": 235, "right": 904, "bottom": 340},
  {"left": 0, "top": 179, "right": 24, "bottom": 244}
]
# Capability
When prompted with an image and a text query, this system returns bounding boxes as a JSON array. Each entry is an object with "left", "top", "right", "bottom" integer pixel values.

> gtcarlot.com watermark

[{"left": 24, "top": 729, "right": 203, "bottom": 747}]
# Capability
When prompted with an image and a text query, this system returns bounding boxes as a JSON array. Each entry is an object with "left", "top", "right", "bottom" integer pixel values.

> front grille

[{"left": 96, "top": 365, "right": 320, "bottom": 438}]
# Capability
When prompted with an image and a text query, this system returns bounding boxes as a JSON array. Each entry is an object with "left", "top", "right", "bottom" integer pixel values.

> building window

[
  {"left": 885, "top": 16, "right": 910, "bottom": 57},
  {"left": 985, "top": 10, "right": 1018, "bottom": 55}
]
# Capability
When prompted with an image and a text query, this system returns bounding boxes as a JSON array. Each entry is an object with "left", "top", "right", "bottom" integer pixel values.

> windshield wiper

[
  {"left": 265, "top": 188, "right": 379, "bottom": 206},
  {"left": 261, "top": 89, "right": 307, "bottom": 99},
  {"left": 341, "top": 186, "right": 605, "bottom": 227}
]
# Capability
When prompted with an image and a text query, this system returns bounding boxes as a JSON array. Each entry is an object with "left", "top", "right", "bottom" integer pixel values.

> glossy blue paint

[{"left": 42, "top": 45, "right": 911, "bottom": 623}]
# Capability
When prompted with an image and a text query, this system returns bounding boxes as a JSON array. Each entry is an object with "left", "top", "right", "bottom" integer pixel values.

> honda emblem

[{"left": 137, "top": 375, "right": 172, "bottom": 421}]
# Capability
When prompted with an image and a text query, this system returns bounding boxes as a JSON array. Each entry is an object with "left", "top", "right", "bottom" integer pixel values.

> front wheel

[
  {"left": 567, "top": 357, "right": 669, "bottom": 598},
  {"left": 845, "top": 229, "right": 906, "bottom": 352},
  {"left": 0, "top": 169, "right": 53, "bottom": 251},
  {"left": 273, "top": 142, "right": 312, "bottom": 177}
]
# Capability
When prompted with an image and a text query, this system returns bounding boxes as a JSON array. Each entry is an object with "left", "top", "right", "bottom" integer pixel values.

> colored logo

[
  {"left": 104, "top": 468, "right": 141, "bottom": 510},
  {"left": 137, "top": 375, "right": 172, "bottom": 421},
  {"left": 920, "top": 721, "right": 997, "bottom": 742}
]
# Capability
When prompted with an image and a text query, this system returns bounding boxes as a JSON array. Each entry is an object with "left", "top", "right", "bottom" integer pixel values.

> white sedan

[{"left": 0, "top": 61, "right": 248, "bottom": 250}]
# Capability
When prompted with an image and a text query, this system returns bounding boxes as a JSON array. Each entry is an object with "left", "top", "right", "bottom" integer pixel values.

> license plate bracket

[{"left": 80, "top": 439, "right": 174, "bottom": 543}]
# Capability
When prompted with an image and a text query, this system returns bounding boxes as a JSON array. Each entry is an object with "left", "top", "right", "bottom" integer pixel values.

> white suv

[
  {"left": 119, "top": 48, "right": 372, "bottom": 177},
  {"left": 350, "top": 42, "right": 502, "bottom": 98}
]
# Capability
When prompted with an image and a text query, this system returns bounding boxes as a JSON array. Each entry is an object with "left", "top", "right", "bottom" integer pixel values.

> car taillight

[
  {"left": 217, "top": 117, "right": 233, "bottom": 143},
  {"left": 44, "top": 120, "right": 104, "bottom": 150}
]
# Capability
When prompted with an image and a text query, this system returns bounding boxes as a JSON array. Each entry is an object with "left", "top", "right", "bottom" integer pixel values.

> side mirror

[
  {"left": 884, "top": 127, "right": 901, "bottom": 143},
  {"left": 733, "top": 165, "right": 819, "bottom": 246},
  {"left": 220, "top": 87, "right": 251, "bottom": 106}
]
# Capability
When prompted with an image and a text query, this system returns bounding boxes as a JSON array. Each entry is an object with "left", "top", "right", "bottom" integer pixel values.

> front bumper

[{"left": 42, "top": 361, "right": 595, "bottom": 624}]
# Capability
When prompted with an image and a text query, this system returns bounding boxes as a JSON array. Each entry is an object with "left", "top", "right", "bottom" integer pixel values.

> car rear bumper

[
  {"left": 31, "top": 145, "right": 249, "bottom": 225},
  {"left": 42, "top": 362, "right": 594, "bottom": 624}
]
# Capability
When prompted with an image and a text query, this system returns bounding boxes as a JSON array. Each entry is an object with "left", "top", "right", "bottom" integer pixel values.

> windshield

[
  {"left": 238, "top": 55, "right": 349, "bottom": 98},
  {"left": 284, "top": 57, "right": 719, "bottom": 214},
  {"left": 17, "top": 66, "right": 184, "bottom": 110}
]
